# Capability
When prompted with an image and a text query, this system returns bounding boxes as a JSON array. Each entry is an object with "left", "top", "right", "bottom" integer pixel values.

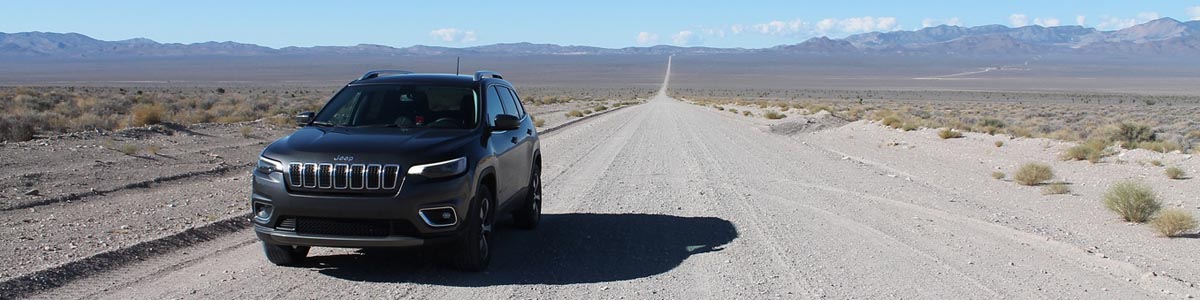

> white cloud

[
  {"left": 752, "top": 19, "right": 809, "bottom": 35},
  {"left": 702, "top": 28, "right": 726, "bottom": 38},
  {"left": 1096, "top": 12, "right": 1161, "bottom": 30},
  {"left": 1009, "top": 14, "right": 1029, "bottom": 27},
  {"left": 671, "top": 30, "right": 699, "bottom": 46},
  {"left": 922, "top": 17, "right": 963, "bottom": 28},
  {"left": 816, "top": 19, "right": 837, "bottom": 33},
  {"left": 841, "top": 16, "right": 897, "bottom": 33},
  {"left": 1189, "top": 6, "right": 1200, "bottom": 21},
  {"left": 428, "top": 28, "right": 477, "bottom": 43},
  {"left": 1076, "top": 15, "right": 1087, "bottom": 26},
  {"left": 1035, "top": 18, "right": 1061, "bottom": 27},
  {"left": 730, "top": 24, "right": 745, "bottom": 34},
  {"left": 814, "top": 17, "right": 898, "bottom": 35},
  {"left": 635, "top": 32, "right": 659, "bottom": 46}
]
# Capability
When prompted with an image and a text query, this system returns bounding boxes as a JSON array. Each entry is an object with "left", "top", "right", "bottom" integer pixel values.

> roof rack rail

[
  {"left": 358, "top": 69, "right": 413, "bottom": 81},
  {"left": 474, "top": 70, "right": 503, "bottom": 81}
]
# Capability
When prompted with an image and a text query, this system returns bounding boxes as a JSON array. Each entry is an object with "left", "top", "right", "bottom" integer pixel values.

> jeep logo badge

[{"left": 333, "top": 155, "right": 354, "bottom": 162}]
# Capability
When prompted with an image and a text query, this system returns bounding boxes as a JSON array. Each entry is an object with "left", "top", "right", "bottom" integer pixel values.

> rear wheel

[
  {"left": 452, "top": 185, "right": 494, "bottom": 271},
  {"left": 262, "top": 243, "right": 309, "bottom": 266},
  {"left": 513, "top": 163, "right": 542, "bottom": 229}
]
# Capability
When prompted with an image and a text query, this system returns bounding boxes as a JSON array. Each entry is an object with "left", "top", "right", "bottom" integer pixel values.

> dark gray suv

[{"left": 250, "top": 70, "right": 542, "bottom": 271}]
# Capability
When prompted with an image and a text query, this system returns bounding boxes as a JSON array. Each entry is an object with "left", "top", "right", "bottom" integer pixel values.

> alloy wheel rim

[
  {"left": 479, "top": 197, "right": 491, "bottom": 258},
  {"left": 533, "top": 174, "right": 541, "bottom": 215}
]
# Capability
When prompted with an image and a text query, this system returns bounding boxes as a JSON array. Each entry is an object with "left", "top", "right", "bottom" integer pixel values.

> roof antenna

[{"left": 455, "top": 56, "right": 461, "bottom": 76}]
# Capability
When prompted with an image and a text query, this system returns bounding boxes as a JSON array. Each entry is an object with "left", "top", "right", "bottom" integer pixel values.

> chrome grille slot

[
  {"left": 286, "top": 161, "right": 402, "bottom": 193},
  {"left": 366, "top": 164, "right": 382, "bottom": 190},
  {"left": 318, "top": 164, "right": 333, "bottom": 188},
  {"left": 334, "top": 164, "right": 349, "bottom": 189},
  {"left": 302, "top": 163, "right": 317, "bottom": 188},
  {"left": 350, "top": 164, "right": 364, "bottom": 189},
  {"left": 383, "top": 165, "right": 400, "bottom": 189},
  {"left": 288, "top": 163, "right": 302, "bottom": 187}
]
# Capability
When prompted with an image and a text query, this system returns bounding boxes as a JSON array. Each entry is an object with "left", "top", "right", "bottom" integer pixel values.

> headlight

[
  {"left": 256, "top": 156, "right": 284, "bottom": 174},
  {"left": 408, "top": 157, "right": 467, "bottom": 178}
]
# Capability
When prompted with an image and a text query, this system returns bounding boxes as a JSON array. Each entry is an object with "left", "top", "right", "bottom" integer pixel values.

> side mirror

[
  {"left": 492, "top": 114, "right": 520, "bottom": 131},
  {"left": 295, "top": 112, "right": 315, "bottom": 126}
]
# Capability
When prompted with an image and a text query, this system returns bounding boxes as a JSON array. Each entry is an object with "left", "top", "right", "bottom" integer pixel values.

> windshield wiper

[{"left": 309, "top": 121, "right": 338, "bottom": 127}]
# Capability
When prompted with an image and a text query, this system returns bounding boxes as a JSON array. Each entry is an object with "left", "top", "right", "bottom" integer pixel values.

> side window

[
  {"left": 506, "top": 88, "right": 526, "bottom": 118},
  {"left": 496, "top": 86, "right": 518, "bottom": 117},
  {"left": 485, "top": 86, "right": 505, "bottom": 126}
]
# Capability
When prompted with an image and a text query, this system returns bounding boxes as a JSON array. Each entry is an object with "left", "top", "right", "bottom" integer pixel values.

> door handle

[{"left": 510, "top": 137, "right": 518, "bottom": 144}]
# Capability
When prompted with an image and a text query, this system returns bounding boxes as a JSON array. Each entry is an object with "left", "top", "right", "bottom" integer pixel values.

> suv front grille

[{"left": 288, "top": 162, "right": 401, "bottom": 193}]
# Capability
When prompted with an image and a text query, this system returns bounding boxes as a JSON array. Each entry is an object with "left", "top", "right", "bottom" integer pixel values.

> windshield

[{"left": 313, "top": 85, "right": 478, "bottom": 129}]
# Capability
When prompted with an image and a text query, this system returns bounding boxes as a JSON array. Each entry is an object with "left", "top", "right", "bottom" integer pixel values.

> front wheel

[
  {"left": 452, "top": 185, "right": 494, "bottom": 271},
  {"left": 513, "top": 163, "right": 542, "bottom": 230},
  {"left": 262, "top": 243, "right": 309, "bottom": 266}
]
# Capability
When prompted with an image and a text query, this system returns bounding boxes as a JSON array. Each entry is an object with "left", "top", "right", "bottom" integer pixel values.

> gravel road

[{"left": 18, "top": 62, "right": 1200, "bottom": 299}]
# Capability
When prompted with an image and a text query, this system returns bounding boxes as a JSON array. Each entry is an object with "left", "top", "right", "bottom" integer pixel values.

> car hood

[{"left": 263, "top": 126, "right": 478, "bottom": 165}]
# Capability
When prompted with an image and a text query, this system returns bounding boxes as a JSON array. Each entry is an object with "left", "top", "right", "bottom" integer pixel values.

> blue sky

[{"left": 4, "top": 1, "right": 1199, "bottom": 48}]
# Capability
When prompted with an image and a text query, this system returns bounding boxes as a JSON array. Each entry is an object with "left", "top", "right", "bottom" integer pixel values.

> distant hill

[
  {"left": 842, "top": 17, "right": 1200, "bottom": 56},
  {"left": 2, "top": 17, "right": 1199, "bottom": 60}
]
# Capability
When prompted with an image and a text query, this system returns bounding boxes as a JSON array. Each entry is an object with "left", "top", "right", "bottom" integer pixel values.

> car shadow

[{"left": 305, "top": 213, "right": 738, "bottom": 286}]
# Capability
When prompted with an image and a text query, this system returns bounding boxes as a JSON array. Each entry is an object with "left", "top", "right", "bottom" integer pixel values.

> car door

[
  {"left": 485, "top": 85, "right": 521, "bottom": 204},
  {"left": 497, "top": 86, "right": 532, "bottom": 199}
]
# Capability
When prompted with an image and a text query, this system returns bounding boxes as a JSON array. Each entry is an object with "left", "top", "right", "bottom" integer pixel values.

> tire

[
  {"left": 263, "top": 243, "right": 309, "bottom": 266},
  {"left": 513, "top": 163, "right": 542, "bottom": 230},
  {"left": 452, "top": 184, "right": 494, "bottom": 271}
]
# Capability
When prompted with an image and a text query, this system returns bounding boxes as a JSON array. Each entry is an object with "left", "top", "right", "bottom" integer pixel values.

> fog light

[
  {"left": 253, "top": 202, "right": 273, "bottom": 223},
  {"left": 418, "top": 207, "right": 457, "bottom": 227}
]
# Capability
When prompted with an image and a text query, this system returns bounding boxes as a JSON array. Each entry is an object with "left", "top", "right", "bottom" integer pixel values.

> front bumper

[
  {"left": 249, "top": 169, "right": 472, "bottom": 248},
  {"left": 254, "top": 224, "right": 426, "bottom": 247}
]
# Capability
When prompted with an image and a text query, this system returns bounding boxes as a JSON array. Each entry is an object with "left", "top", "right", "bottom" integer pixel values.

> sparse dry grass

[
  {"left": 239, "top": 126, "right": 253, "bottom": 138},
  {"left": 533, "top": 116, "right": 545, "bottom": 127},
  {"left": 937, "top": 128, "right": 963, "bottom": 139},
  {"left": 675, "top": 90, "right": 1200, "bottom": 154},
  {"left": 119, "top": 144, "right": 139, "bottom": 156},
  {"left": 565, "top": 110, "right": 584, "bottom": 118},
  {"left": 130, "top": 104, "right": 165, "bottom": 126},
  {"left": 0, "top": 86, "right": 333, "bottom": 142},
  {"left": 992, "top": 171, "right": 1006, "bottom": 180},
  {"left": 1103, "top": 180, "right": 1161, "bottom": 223},
  {"left": 1165, "top": 167, "right": 1186, "bottom": 180},
  {"left": 995, "top": 141, "right": 1004, "bottom": 147},
  {"left": 1042, "top": 182, "right": 1071, "bottom": 195},
  {"left": 764, "top": 110, "right": 786, "bottom": 119},
  {"left": 1151, "top": 209, "right": 1198, "bottom": 237},
  {"left": 1014, "top": 163, "right": 1054, "bottom": 186}
]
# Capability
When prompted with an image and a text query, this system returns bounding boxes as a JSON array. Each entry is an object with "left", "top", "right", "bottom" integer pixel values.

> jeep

[{"left": 250, "top": 70, "right": 542, "bottom": 271}]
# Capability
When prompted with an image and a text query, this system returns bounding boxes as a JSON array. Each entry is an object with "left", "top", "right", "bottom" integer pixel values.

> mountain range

[{"left": 2, "top": 17, "right": 1199, "bottom": 59}]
